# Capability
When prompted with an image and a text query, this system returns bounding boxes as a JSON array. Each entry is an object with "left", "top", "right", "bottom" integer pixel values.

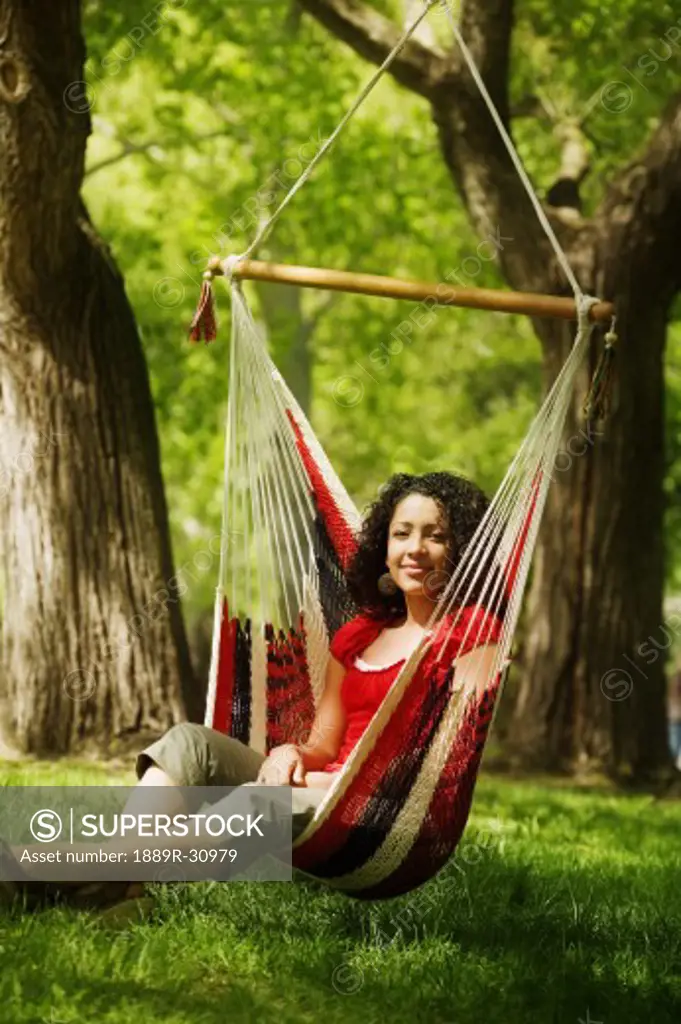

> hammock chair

[{"left": 189, "top": 0, "right": 617, "bottom": 900}]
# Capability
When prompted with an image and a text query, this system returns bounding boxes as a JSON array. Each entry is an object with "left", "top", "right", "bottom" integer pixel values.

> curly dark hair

[{"left": 345, "top": 471, "right": 499, "bottom": 621}]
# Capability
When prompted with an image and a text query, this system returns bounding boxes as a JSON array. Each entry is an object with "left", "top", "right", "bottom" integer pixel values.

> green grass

[{"left": 1, "top": 760, "right": 679, "bottom": 1024}]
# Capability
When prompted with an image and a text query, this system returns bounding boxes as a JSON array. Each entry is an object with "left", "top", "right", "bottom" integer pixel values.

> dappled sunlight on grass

[{"left": 1, "top": 761, "right": 679, "bottom": 1022}]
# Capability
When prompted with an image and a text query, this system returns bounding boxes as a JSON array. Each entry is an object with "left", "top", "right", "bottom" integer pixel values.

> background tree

[
  {"left": 79, "top": 0, "right": 541, "bottom": 616},
  {"left": 45, "top": 0, "right": 681, "bottom": 778},
  {"left": 294, "top": 0, "right": 681, "bottom": 782},
  {"left": 0, "top": 0, "right": 196, "bottom": 754}
]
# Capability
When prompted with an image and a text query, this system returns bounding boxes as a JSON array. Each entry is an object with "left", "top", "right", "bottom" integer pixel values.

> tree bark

[
  {"left": 0, "top": 0, "right": 197, "bottom": 754},
  {"left": 296, "top": 0, "right": 681, "bottom": 782},
  {"left": 511, "top": 284, "right": 669, "bottom": 781}
]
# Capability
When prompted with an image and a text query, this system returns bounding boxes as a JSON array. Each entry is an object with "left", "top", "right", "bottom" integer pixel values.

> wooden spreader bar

[{"left": 207, "top": 257, "right": 614, "bottom": 323}]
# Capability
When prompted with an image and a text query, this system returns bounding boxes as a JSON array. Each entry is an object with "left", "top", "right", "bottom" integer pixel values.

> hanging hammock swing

[{"left": 188, "top": 0, "right": 617, "bottom": 900}]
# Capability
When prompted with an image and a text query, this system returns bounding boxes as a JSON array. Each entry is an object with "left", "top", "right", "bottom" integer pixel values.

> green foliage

[
  {"left": 513, "top": 1, "right": 681, "bottom": 210},
  {"left": 79, "top": 0, "right": 681, "bottom": 632}
]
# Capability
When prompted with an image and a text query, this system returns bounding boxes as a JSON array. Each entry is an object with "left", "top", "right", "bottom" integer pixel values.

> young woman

[
  {"left": 1, "top": 471, "right": 502, "bottom": 911},
  {"left": 133, "top": 471, "right": 501, "bottom": 795}
]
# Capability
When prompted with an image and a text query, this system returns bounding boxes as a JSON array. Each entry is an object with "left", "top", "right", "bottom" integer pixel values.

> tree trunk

[
  {"left": 421, "top": 79, "right": 674, "bottom": 783},
  {"left": 430, "top": 106, "right": 675, "bottom": 783},
  {"left": 510, "top": 243, "right": 671, "bottom": 782},
  {"left": 0, "top": 0, "right": 197, "bottom": 754}
]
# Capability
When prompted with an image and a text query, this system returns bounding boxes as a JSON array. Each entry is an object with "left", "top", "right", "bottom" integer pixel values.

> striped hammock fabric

[{"left": 203, "top": 280, "right": 598, "bottom": 898}]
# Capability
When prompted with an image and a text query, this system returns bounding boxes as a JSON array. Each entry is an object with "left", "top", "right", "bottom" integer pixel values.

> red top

[{"left": 323, "top": 605, "right": 502, "bottom": 773}]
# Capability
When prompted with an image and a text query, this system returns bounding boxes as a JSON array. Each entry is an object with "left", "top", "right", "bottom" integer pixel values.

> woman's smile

[{"left": 384, "top": 493, "right": 455, "bottom": 605}]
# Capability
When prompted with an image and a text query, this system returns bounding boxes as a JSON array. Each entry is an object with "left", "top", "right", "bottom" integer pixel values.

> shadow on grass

[
  {"left": 2, "top": 761, "right": 679, "bottom": 1023},
  {"left": 2, "top": 844, "right": 679, "bottom": 1024},
  {"left": 270, "top": 853, "right": 680, "bottom": 1023}
]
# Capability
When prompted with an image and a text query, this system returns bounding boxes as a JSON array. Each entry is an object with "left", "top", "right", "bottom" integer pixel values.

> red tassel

[{"left": 189, "top": 275, "right": 217, "bottom": 343}]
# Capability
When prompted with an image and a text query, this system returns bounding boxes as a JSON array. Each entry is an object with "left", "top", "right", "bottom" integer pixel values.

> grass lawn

[{"left": 0, "top": 759, "right": 679, "bottom": 1024}]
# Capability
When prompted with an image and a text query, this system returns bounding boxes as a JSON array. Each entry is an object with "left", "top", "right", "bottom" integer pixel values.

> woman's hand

[{"left": 255, "top": 744, "right": 306, "bottom": 786}]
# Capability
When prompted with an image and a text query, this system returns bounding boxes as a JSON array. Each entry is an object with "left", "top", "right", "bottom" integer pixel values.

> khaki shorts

[{"left": 136, "top": 722, "right": 327, "bottom": 841}]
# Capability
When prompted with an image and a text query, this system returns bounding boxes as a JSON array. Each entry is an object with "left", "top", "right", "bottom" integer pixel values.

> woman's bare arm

[
  {"left": 452, "top": 643, "right": 501, "bottom": 698},
  {"left": 295, "top": 654, "right": 347, "bottom": 771}
]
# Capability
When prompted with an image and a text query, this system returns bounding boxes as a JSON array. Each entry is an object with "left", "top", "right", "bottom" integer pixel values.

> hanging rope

[
  {"left": 188, "top": 0, "right": 439, "bottom": 342},
  {"left": 438, "top": 0, "right": 582, "bottom": 300},
  {"left": 439, "top": 0, "right": 619, "bottom": 421},
  {"left": 231, "top": 0, "right": 585, "bottom": 298},
  {"left": 234, "top": 0, "right": 440, "bottom": 263},
  {"left": 189, "top": 0, "right": 601, "bottom": 322},
  {"left": 582, "top": 316, "right": 618, "bottom": 424}
]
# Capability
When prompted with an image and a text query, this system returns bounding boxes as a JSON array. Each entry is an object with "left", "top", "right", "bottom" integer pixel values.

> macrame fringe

[
  {"left": 583, "top": 319, "right": 618, "bottom": 424},
  {"left": 189, "top": 272, "right": 217, "bottom": 343}
]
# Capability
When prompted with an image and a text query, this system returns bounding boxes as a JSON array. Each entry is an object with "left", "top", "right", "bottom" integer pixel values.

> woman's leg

[
  {"left": 130, "top": 732, "right": 338, "bottom": 828},
  {"left": 124, "top": 722, "right": 267, "bottom": 817},
  {"left": 127, "top": 731, "right": 336, "bottom": 861},
  {"left": 13, "top": 724, "right": 267, "bottom": 873},
  {"left": 12, "top": 727, "right": 334, "bottom": 883},
  {"left": 5, "top": 726, "right": 324, "bottom": 903}
]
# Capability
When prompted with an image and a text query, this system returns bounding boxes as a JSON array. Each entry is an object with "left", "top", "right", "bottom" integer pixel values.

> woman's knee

[{"left": 137, "top": 722, "right": 215, "bottom": 787}]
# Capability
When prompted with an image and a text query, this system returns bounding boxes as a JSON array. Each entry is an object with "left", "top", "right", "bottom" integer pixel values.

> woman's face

[{"left": 385, "top": 493, "right": 452, "bottom": 599}]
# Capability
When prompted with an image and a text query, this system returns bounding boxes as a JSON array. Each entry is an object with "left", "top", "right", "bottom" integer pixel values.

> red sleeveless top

[{"left": 323, "top": 606, "right": 502, "bottom": 773}]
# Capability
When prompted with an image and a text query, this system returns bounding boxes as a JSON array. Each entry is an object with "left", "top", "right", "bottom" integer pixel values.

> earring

[{"left": 377, "top": 572, "right": 398, "bottom": 596}]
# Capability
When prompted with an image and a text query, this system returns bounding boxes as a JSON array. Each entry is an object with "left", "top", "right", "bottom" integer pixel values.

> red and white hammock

[
  {"left": 194, "top": 0, "right": 609, "bottom": 899},
  {"left": 202, "top": 281, "right": 598, "bottom": 899}
]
